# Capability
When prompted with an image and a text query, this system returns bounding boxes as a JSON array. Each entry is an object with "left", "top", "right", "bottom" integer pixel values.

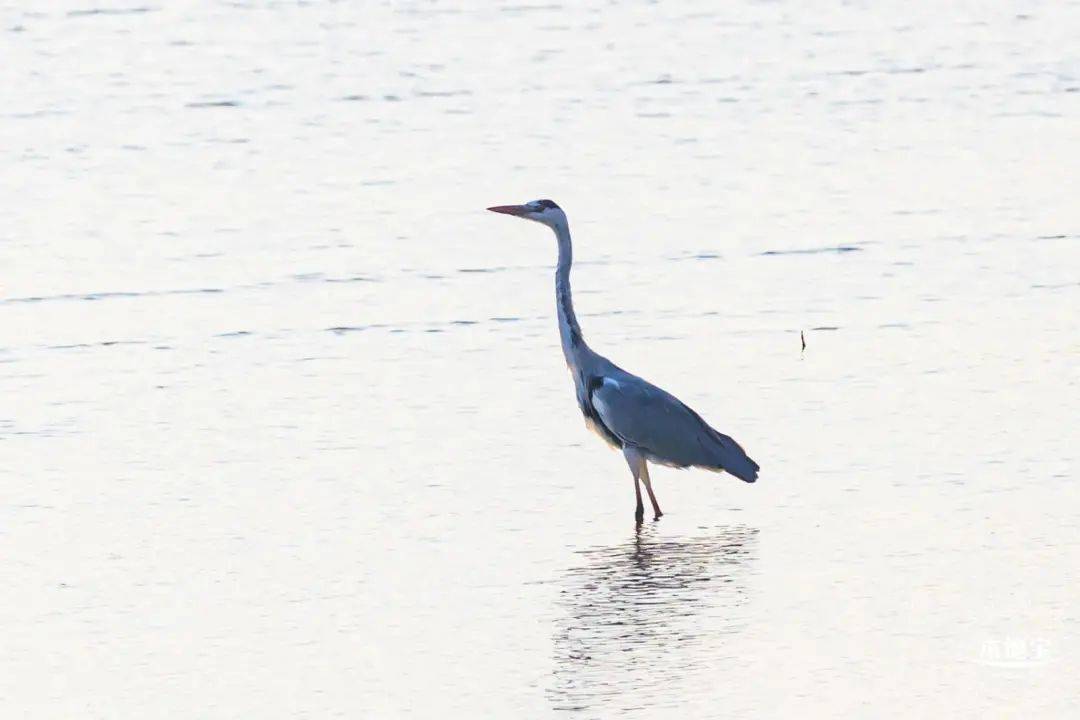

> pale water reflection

[{"left": 550, "top": 526, "right": 756, "bottom": 714}]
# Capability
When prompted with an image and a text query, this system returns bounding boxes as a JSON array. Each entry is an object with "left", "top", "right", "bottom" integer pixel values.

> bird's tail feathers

[
  {"left": 721, "top": 453, "right": 760, "bottom": 483},
  {"left": 708, "top": 430, "right": 760, "bottom": 483}
]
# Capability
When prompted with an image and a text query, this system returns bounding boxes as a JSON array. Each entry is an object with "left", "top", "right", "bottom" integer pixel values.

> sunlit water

[{"left": 2, "top": 2, "right": 1078, "bottom": 717}]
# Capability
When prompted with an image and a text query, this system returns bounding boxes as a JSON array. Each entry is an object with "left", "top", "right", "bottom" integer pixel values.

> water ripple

[
  {"left": 761, "top": 245, "right": 862, "bottom": 256},
  {"left": 548, "top": 526, "right": 757, "bottom": 714},
  {"left": 0, "top": 288, "right": 223, "bottom": 305}
]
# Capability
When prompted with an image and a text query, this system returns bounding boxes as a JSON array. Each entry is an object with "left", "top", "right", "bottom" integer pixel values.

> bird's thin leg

[
  {"left": 640, "top": 462, "right": 662, "bottom": 520},
  {"left": 624, "top": 446, "right": 645, "bottom": 525},
  {"left": 633, "top": 475, "right": 644, "bottom": 526}
]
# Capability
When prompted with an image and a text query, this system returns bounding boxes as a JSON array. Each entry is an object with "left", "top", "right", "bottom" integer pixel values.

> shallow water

[{"left": 2, "top": 1, "right": 1078, "bottom": 717}]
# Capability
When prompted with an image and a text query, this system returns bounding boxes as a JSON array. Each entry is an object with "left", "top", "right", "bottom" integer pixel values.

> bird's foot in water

[
  {"left": 634, "top": 509, "right": 644, "bottom": 525},
  {"left": 653, "top": 511, "right": 663, "bottom": 521}
]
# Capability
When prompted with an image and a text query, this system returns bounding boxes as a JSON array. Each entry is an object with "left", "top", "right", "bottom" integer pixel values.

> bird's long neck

[{"left": 553, "top": 221, "right": 588, "bottom": 366}]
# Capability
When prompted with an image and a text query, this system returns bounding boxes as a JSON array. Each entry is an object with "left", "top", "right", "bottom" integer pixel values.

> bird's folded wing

[{"left": 590, "top": 376, "right": 720, "bottom": 468}]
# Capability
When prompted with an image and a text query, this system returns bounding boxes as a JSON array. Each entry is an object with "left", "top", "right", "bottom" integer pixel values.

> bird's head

[{"left": 486, "top": 199, "right": 566, "bottom": 229}]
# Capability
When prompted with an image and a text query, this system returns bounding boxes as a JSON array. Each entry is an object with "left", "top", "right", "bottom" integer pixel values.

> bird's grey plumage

[
  {"left": 590, "top": 371, "right": 759, "bottom": 481},
  {"left": 487, "top": 198, "right": 760, "bottom": 520}
]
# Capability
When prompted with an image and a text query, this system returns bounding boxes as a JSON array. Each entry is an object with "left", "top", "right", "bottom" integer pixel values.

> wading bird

[{"left": 487, "top": 199, "right": 760, "bottom": 524}]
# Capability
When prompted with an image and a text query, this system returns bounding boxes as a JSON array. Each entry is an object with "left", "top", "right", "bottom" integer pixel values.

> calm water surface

[{"left": 2, "top": 1, "right": 1078, "bottom": 717}]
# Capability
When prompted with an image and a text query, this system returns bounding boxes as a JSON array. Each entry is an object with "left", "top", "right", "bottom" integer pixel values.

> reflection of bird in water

[{"left": 547, "top": 525, "right": 757, "bottom": 715}]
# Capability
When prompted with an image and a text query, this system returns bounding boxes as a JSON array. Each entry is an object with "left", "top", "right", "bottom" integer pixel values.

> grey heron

[{"left": 487, "top": 199, "right": 760, "bottom": 524}]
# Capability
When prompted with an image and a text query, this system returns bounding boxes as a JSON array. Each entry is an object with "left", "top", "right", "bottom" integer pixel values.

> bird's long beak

[{"left": 486, "top": 204, "right": 529, "bottom": 217}]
